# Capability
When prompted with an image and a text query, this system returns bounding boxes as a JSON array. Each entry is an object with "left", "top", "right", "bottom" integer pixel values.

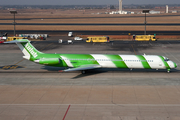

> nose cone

[
  {"left": 174, "top": 62, "right": 177, "bottom": 68},
  {"left": 167, "top": 61, "right": 177, "bottom": 69}
]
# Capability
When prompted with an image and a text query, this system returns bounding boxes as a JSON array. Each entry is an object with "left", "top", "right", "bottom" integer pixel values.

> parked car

[
  {"left": 74, "top": 37, "right": 83, "bottom": 40},
  {"left": 68, "top": 40, "right": 73, "bottom": 44},
  {"left": 68, "top": 32, "right": 73, "bottom": 37},
  {"left": 58, "top": 39, "right": 63, "bottom": 43}
]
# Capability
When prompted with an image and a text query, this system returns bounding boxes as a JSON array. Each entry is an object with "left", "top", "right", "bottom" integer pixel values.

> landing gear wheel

[
  {"left": 167, "top": 69, "right": 171, "bottom": 73},
  {"left": 81, "top": 70, "right": 86, "bottom": 74}
]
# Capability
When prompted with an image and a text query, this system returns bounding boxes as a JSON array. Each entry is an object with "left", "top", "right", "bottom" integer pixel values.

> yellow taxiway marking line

[
  {"left": 40, "top": 43, "right": 54, "bottom": 51},
  {"left": 14, "top": 59, "right": 25, "bottom": 65},
  {"left": 131, "top": 44, "right": 137, "bottom": 55},
  {"left": 0, "top": 65, "right": 24, "bottom": 70}
]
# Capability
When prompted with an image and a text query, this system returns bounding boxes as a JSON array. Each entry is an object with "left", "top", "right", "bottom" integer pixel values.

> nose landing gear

[{"left": 167, "top": 69, "right": 171, "bottom": 73}]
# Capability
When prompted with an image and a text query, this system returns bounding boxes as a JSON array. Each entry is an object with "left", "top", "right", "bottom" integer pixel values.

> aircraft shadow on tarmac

[
  {"left": 42, "top": 66, "right": 179, "bottom": 79},
  {"left": 0, "top": 66, "right": 179, "bottom": 79},
  {"left": 67, "top": 69, "right": 179, "bottom": 79},
  {"left": 71, "top": 71, "right": 106, "bottom": 79}
]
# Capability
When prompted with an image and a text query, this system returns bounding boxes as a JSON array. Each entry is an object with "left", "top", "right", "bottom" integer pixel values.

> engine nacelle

[{"left": 35, "top": 58, "right": 60, "bottom": 65}]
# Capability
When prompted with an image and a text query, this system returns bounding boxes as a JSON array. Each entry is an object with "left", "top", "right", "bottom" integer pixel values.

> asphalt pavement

[{"left": 0, "top": 39, "right": 180, "bottom": 120}]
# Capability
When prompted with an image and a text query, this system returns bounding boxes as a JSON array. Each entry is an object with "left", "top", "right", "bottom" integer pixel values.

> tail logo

[{"left": 25, "top": 43, "right": 38, "bottom": 58}]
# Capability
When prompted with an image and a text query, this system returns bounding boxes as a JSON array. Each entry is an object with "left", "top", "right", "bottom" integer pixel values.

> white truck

[
  {"left": 58, "top": 39, "right": 63, "bottom": 43},
  {"left": 74, "top": 37, "right": 83, "bottom": 40},
  {"left": 67, "top": 40, "right": 73, "bottom": 44},
  {"left": 68, "top": 32, "right": 73, "bottom": 37}
]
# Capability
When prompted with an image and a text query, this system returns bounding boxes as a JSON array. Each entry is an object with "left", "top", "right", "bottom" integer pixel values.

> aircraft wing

[{"left": 61, "top": 64, "right": 101, "bottom": 72}]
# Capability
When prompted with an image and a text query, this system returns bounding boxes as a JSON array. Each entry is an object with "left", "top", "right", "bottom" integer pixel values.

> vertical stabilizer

[{"left": 4, "top": 39, "right": 43, "bottom": 60}]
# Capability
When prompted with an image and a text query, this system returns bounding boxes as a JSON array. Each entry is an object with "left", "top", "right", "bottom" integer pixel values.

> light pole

[
  {"left": 10, "top": 10, "right": 17, "bottom": 37},
  {"left": 142, "top": 10, "right": 150, "bottom": 35}
]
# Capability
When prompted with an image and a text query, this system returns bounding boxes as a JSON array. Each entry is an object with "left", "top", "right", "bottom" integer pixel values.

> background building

[{"left": 166, "top": 5, "right": 169, "bottom": 13}]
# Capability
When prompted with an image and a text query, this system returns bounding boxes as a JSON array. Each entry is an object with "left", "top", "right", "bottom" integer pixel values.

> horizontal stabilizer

[{"left": 63, "top": 64, "right": 101, "bottom": 72}]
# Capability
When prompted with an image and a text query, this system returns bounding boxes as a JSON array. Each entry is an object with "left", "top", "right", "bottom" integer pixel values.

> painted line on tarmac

[
  {"left": 131, "top": 45, "right": 137, "bottom": 55},
  {"left": 0, "top": 65, "right": 24, "bottom": 70},
  {"left": 40, "top": 43, "right": 54, "bottom": 51},
  {"left": 1, "top": 104, "right": 180, "bottom": 106},
  {"left": 14, "top": 59, "right": 25, "bottom": 65},
  {"left": 62, "top": 105, "right": 71, "bottom": 120},
  {"left": 149, "top": 42, "right": 153, "bottom": 46}
]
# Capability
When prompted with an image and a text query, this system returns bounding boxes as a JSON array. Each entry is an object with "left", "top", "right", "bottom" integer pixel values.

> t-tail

[{"left": 4, "top": 39, "right": 43, "bottom": 61}]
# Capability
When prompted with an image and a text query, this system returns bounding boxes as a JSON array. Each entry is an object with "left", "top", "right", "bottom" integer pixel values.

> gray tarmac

[{"left": 0, "top": 39, "right": 180, "bottom": 120}]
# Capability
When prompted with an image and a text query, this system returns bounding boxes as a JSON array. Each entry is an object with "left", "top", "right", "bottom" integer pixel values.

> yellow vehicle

[
  {"left": 86, "top": 36, "right": 110, "bottom": 43},
  {"left": 6, "top": 37, "right": 27, "bottom": 42},
  {"left": 133, "top": 35, "right": 157, "bottom": 41}
]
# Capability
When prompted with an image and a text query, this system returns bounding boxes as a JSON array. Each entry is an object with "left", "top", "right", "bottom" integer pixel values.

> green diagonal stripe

[
  {"left": 137, "top": 55, "right": 151, "bottom": 69},
  {"left": 159, "top": 56, "right": 170, "bottom": 69},
  {"left": 61, "top": 54, "right": 99, "bottom": 68},
  {"left": 106, "top": 55, "right": 128, "bottom": 68}
]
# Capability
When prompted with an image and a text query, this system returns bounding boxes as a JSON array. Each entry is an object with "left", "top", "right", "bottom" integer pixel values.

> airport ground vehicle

[
  {"left": 68, "top": 40, "right": 73, "bottom": 44},
  {"left": 0, "top": 37, "right": 6, "bottom": 43},
  {"left": 19, "top": 34, "right": 48, "bottom": 40},
  {"left": 68, "top": 32, "right": 73, "bottom": 37},
  {"left": 0, "top": 37, "right": 7, "bottom": 40},
  {"left": 74, "top": 37, "right": 83, "bottom": 40},
  {"left": 86, "top": 36, "right": 110, "bottom": 43},
  {"left": 0, "top": 40, "right": 4, "bottom": 44},
  {"left": 58, "top": 39, "right": 63, "bottom": 43},
  {"left": 6, "top": 37, "right": 27, "bottom": 42},
  {"left": 133, "top": 35, "right": 157, "bottom": 41},
  {"left": 4, "top": 39, "right": 177, "bottom": 73},
  {"left": 0, "top": 36, "right": 27, "bottom": 42},
  {"left": 0, "top": 37, "right": 6, "bottom": 41}
]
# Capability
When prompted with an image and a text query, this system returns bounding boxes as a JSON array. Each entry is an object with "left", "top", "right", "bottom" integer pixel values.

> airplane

[{"left": 4, "top": 39, "right": 177, "bottom": 74}]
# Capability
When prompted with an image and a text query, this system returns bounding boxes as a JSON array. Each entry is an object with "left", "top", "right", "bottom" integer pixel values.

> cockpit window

[{"left": 164, "top": 58, "right": 169, "bottom": 61}]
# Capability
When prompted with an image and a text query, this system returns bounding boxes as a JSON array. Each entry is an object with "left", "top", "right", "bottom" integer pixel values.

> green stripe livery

[
  {"left": 106, "top": 55, "right": 128, "bottom": 68},
  {"left": 159, "top": 56, "right": 170, "bottom": 69},
  {"left": 60, "top": 54, "right": 99, "bottom": 68},
  {"left": 136, "top": 55, "right": 151, "bottom": 69}
]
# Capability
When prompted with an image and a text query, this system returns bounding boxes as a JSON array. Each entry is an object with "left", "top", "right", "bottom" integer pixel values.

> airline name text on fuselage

[{"left": 25, "top": 43, "right": 38, "bottom": 58}]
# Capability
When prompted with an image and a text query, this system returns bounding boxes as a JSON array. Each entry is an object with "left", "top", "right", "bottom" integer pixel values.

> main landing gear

[
  {"left": 81, "top": 70, "right": 86, "bottom": 74},
  {"left": 156, "top": 69, "right": 171, "bottom": 73}
]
